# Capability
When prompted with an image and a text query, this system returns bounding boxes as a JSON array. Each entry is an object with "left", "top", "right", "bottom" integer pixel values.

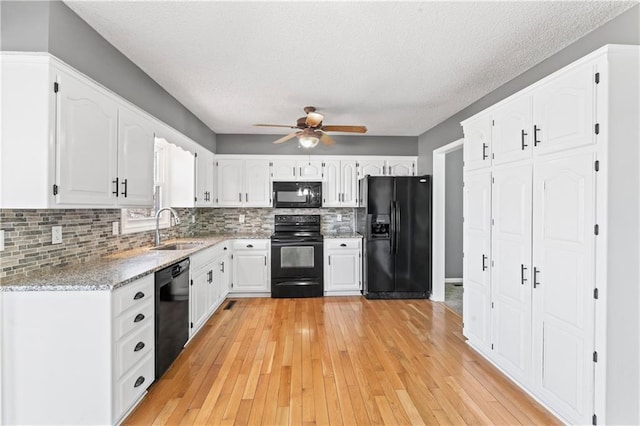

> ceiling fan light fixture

[
  {"left": 306, "top": 112, "right": 324, "bottom": 127},
  {"left": 298, "top": 135, "right": 320, "bottom": 148}
]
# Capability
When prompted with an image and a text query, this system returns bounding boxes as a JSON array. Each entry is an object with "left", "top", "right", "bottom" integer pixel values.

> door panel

[
  {"left": 365, "top": 239, "right": 394, "bottom": 293},
  {"left": 56, "top": 70, "right": 118, "bottom": 205},
  {"left": 492, "top": 96, "right": 532, "bottom": 165},
  {"left": 216, "top": 159, "right": 243, "bottom": 206},
  {"left": 532, "top": 152, "right": 594, "bottom": 424},
  {"left": 394, "top": 177, "right": 431, "bottom": 294},
  {"left": 533, "top": 62, "right": 594, "bottom": 156},
  {"left": 117, "top": 107, "right": 154, "bottom": 207},
  {"left": 463, "top": 171, "right": 492, "bottom": 350},
  {"left": 322, "top": 160, "right": 340, "bottom": 206},
  {"left": 245, "top": 159, "right": 271, "bottom": 207},
  {"left": 463, "top": 115, "right": 492, "bottom": 171},
  {"left": 358, "top": 160, "right": 386, "bottom": 178},
  {"left": 491, "top": 165, "right": 532, "bottom": 384},
  {"left": 341, "top": 160, "right": 358, "bottom": 206}
]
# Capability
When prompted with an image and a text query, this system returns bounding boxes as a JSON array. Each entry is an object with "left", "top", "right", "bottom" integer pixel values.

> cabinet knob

[
  {"left": 134, "top": 341, "right": 145, "bottom": 352},
  {"left": 247, "top": 244, "right": 253, "bottom": 248},
  {"left": 134, "top": 376, "right": 145, "bottom": 388},
  {"left": 133, "top": 291, "right": 145, "bottom": 300},
  {"left": 134, "top": 313, "right": 145, "bottom": 323},
  {"left": 340, "top": 243, "right": 347, "bottom": 247}
]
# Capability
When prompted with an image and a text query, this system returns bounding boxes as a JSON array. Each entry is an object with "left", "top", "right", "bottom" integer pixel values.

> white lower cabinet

[
  {"left": 324, "top": 238, "right": 362, "bottom": 295},
  {"left": 231, "top": 239, "right": 270, "bottom": 294},
  {"left": 0, "top": 274, "right": 155, "bottom": 425},
  {"left": 189, "top": 242, "right": 230, "bottom": 336}
]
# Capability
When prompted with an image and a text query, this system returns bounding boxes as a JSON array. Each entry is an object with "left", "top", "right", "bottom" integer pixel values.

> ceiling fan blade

[
  {"left": 322, "top": 125, "right": 367, "bottom": 133},
  {"left": 272, "top": 132, "right": 298, "bottom": 144},
  {"left": 320, "top": 133, "right": 335, "bottom": 146},
  {"left": 254, "top": 124, "right": 297, "bottom": 128},
  {"left": 305, "top": 112, "right": 324, "bottom": 127}
]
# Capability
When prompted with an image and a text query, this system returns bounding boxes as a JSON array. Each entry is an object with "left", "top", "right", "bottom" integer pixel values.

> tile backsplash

[{"left": 0, "top": 207, "right": 355, "bottom": 280}]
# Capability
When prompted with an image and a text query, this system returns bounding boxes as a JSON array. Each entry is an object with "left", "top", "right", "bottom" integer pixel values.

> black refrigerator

[{"left": 357, "top": 176, "right": 432, "bottom": 299}]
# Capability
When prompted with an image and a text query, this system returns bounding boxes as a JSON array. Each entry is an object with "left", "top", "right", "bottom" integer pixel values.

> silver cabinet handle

[
  {"left": 533, "top": 267, "right": 541, "bottom": 288},
  {"left": 246, "top": 193, "right": 248, "bottom": 202},
  {"left": 239, "top": 193, "right": 242, "bottom": 202},
  {"left": 299, "top": 167, "right": 302, "bottom": 177},
  {"left": 482, "top": 254, "right": 488, "bottom": 271},
  {"left": 521, "top": 264, "right": 528, "bottom": 285},
  {"left": 293, "top": 167, "right": 296, "bottom": 176},
  {"left": 264, "top": 256, "right": 267, "bottom": 266},
  {"left": 221, "top": 261, "right": 225, "bottom": 272},
  {"left": 328, "top": 255, "right": 331, "bottom": 265}
]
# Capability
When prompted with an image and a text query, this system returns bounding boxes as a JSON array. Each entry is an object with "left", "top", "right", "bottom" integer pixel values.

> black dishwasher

[{"left": 155, "top": 258, "right": 190, "bottom": 379}]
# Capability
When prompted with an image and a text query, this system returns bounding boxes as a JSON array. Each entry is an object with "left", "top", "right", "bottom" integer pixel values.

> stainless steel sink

[{"left": 151, "top": 242, "right": 204, "bottom": 251}]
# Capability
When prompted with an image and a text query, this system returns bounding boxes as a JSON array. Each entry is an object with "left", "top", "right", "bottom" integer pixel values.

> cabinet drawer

[
  {"left": 115, "top": 352, "right": 154, "bottom": 419},
  {"left": 190, "top": 246, "right": 216, "bottom": 271},
  {"left": 115, "top": 323, "right": 154, "bottom": 378},
  {"left": 114, "top": 299, "right": 154, "bottom": 341},
  {"left": 325, "top": 239, "right": 361, "bottom": 250},
  {"left": 232, "top": 239, "right": 269, "bottom": 250},
  {"left": 113, "top": 275, "right": 154, "bottom": 317}
]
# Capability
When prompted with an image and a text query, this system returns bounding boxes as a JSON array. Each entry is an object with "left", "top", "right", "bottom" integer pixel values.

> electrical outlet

[
  {"left": 0, "top": 230, "right": 5, "bottom": 251},
  {"left": 336, "top": 214, "right": 342, "bottom": 222},
  {"left": 191, "top": 215, "right": 196, "bottom": 224},
  {"left": 239, "top": 214, "right": 245, "bottom": 223},
  {"left": 51, "top": 226, "right": 62, "bottom": 244},
  {"left": 112, "top": 222, "right": 119, "bottom": 236}
]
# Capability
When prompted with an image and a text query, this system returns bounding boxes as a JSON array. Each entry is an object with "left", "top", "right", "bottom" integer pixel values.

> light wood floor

[{"left": 124, "top": 297, "right": 558, "bottom": 425}]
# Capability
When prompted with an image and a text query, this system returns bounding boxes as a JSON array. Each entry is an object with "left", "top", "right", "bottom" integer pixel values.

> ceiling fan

[{"left": 254, "top": 106, "right": 367, "bottom": 148}]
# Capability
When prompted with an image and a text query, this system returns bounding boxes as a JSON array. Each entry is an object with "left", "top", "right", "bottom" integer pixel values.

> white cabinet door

[
  {"left": 216, "top": 159, "right": 244, "bottom": 206},
  {"left": 298, "top": 160, "right": 323, "bottom": 181},
  {"left": 463, "top": 115, "right": 492, "bottom": 171},
  {"left": 387, "top": 159, "right": 415, "bottom": 176},
  {"left": 358, "top": 159, "right": 386, "bottom": 178},
  {"left": 533, "top": 61, "right": 595, "bottom": 156},
  {"left": 232, "top": 251, "right": 269, "bottom": 292},
  {"left": 244, "top": 159, "right": 272, "bottom": 207},
  {"left": 322, "top": 160, "right": 341, "bottom": 207},
  {"left": 190, "top": 267, "right": 210, "bottom": 335},
  {"left": 326, "top": 250, "right": 361, "bottom": 292},
  {"left": 341, "top": 160, "right": 358, "bottom": 207},
  {"left": 272, "top": 159, "right": 297, "bottom": 181},
  {"left": 491, "top": 165, "right": 533, "bottom": 385},
  {"left": 165, "top": 143, "right": 195, "bottom": 208},
  {"left": 492, "top": 95, "right": 532, "bottom": 165},
  {"left": 215, "top": 253, "right": 230, "bottom": 299},
  {"left": 56, "top": 70, "right": 118, "bottom": 205},
  {"left": 531, "top": 152, "right": 595, "bottom": 424},
  {"left": 462, "top": 170, "right": 492, "bottom": 352},
  {"left": 116, "top": 106, "right": 154, "bottom": 207},
  {"left": 195, "top": 150, "right": 215, "bottom": 207}
]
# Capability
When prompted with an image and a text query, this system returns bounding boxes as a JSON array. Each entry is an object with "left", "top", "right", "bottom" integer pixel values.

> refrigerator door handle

[
  {"left": 395, "top": 203, "right": 401, "bottom": 253},
  {"left": 389, "top": 201, "right": 395, "bottom": 253}
]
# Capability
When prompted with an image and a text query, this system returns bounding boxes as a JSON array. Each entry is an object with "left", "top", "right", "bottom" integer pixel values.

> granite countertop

[
  {"left": 323, "top": 233, "right": 363, "bottom": 239},
  {"left": 0, "top": 233, "right": 271, "bottom": 292}
]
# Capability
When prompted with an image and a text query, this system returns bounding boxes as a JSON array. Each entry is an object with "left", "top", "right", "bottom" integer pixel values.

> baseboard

[
  {"left": 226, "top": 292, "right": 271, "bottom": 298},
  {"left": 445, "top": 278, "right": 463, "bottom": 284}
]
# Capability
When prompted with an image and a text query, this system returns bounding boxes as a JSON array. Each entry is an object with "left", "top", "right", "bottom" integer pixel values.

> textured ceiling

[{"left": 64, "top": 1, "right": 634, "bottom": 137}]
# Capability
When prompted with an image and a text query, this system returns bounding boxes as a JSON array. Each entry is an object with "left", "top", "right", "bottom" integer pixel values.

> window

[{"left": 121, "top": 139, "right": 170, "bottom": 234}]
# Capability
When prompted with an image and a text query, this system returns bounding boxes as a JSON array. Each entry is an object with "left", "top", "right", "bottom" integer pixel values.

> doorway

[{"left": 431, "top": 139, "right": 464, "bottom": 315}]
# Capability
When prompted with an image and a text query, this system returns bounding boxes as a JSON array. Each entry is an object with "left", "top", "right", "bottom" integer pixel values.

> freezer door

[
  {"left": 365, "top": 239, "right": 395, "bottom": 293},
  {"left": 393, "top": 176, "right": 432, "bottom": 294},
  {"left": 365, "top": 177, "right": 394, "bottom": 215}
]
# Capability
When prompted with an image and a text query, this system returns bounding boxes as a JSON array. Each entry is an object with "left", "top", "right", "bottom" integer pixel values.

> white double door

[{"left": 464, "top": 152, "right": 595, "bottom": 424}]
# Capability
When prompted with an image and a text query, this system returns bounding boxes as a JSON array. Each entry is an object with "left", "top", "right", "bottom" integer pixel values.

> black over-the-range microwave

[{"left": 272, "top": 181, "right": 322, "bottom": 208}]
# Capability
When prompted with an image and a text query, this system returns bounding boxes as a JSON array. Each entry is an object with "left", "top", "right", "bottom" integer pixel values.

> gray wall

[
  {"left": 417, "top": 4, "right": 640, "bottom": 173},
  {"left": 445, "top": 148, "right": 463, "bottom": 279},
  {"left": 216, "top": 134, "right": 418, "bottom": 156},
  {"left": 0, "top": 1, "right": 216, "bottom": 152}
]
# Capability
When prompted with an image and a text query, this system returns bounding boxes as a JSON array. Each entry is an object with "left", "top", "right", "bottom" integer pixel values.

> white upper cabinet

[
  {"left": 0, "top": 54, "right": 159, "bottom": 208},
  {"left": 492, "top": 95, "right": 532, "bottom": 165},
  {"left": 463, "top": 114, "right": 493, "bottom": 171},
  {"left": 272, "top": 159, "right": 323, "bottom": 181},
  {"left": 215, "top": 158, "right": 271, "bottom": 207},
  {"left": 322, "top": 159, "right": 358, "bottom": 207},
  {"left": 55, "top": 68, "right": 119, "bottom": 205},
  {"left": 195, "top": 149, "right": 215, "bottom": 207},
  {"left": 117, "top": 106, "right": 155, "bottom": 206},
  {"left": 216, "top": 159, "right": 244, "bottom": 206},
  {"left": 533, "top": 61, "right": 595, "bottom": 156},
  {"left": 386, "top": 158, "right": 415, "bottom": 176},
  {"left": 358, "top": 159, "right": 386, "bottom": 178},
  {"left": 244, "top": 159, "right": 272, "bottom": 207}
]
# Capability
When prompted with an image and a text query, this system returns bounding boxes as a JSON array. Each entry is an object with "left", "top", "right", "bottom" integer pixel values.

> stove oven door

[{"left": 271, "top": 238, "right": 323, "bottom": 298}]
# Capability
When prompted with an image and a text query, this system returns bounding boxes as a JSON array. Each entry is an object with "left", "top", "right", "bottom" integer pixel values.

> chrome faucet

[{"left": 155, "top": 207, "right": 181, "bottom": 246}]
